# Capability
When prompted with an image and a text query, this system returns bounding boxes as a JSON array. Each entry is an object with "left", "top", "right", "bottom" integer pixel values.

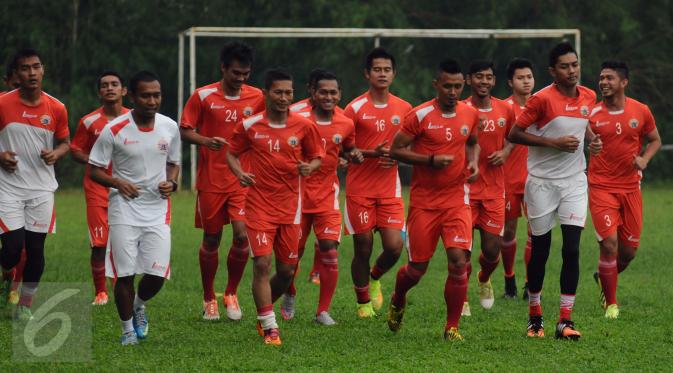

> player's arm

[
  {"left": 634, "top": 128, "right": 662, "bottom": 171},
  {"left": 41, "top": 136, "right": 70, "bottom": 165},
  {"left": 0, "top": 149, "right": 18, "bottom": 172},
  {"left": 90, "top": 166, "right": 140, "bottom": 199},
  {"left": 466, "top": 131, "right": 480, "bottom": 182},
  {"left": 508, "top": 125, "right": 579, "bottom": 153},
  {"left": 158, "top": 162, "right": 180, "bottom": 198},
  {"left": 341, "top": 145, "right": 364, "bottom": 164},
  {"left": 179, "top": 127, "right": 227, "bottom": 151},
  {"left": 70, "top": 121, "right": 89, "bottom": 164},
  {"left": 225, "top": 150, "right": 255, "bottom": 186},
  {"left": 390, "top": 131, "right": 453, "bottom": 168},
  {"left": 488, "top": 140, "right": 514, "bottom": 166},
  {"left": 297, "top": 157, "right": 322, "bottom": 176},
  {"left": 584, "top": 125, "right": 603, "bottom": 156}
]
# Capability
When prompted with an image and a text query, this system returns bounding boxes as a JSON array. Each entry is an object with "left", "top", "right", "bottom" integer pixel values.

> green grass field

[{"left": 3, "top": 185, "right": 673, "bottom": 372}]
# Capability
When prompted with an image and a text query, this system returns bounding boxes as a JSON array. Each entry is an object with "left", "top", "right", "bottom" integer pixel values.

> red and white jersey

[
  {"left": 464, "top": 97, "right": 515, "bottom": 199},
  {"left": 516, "top": 83, "right": 596, "bottom": 179},
  {"left": 297, "top": 111, "right": 355, "bottom": 213},
  {"left": 71, "top": 107, "right": 130, "bottom": 207},
  {"left": 180, "top": 82, "right": 265, "bottom": 193},
  {"left": 291, "top": 98, "right": 345, "bottom": 115},
  {"left": 401, "top": 99, "right": 480, "bottom": 209},
  {"left": 503, "top": 95, "right": 528, "bottom": 195},
  {"left": 229, "top": 111, "right": 324, "bottom": 224},
  {"left": 89, "top": 111, "right": 181, "bottom": 226},
  {"left": 588, "top": 97, "right": 656, "bottom": 192},
  {"left": 0, "top": 90, "right": 69, "bottom": 200},
  {"left": 344, "top": 91, "right": 412, "bottom": 198}
]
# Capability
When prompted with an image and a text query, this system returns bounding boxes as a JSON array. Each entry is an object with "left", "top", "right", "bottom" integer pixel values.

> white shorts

[
  {"left": 524, "top": 173, "right": 587, "bottom": 236},
  {"left": 0, "top": 193, "right": 55, "bottom": 234},
  {"left": 105, "top": 224, "right": 171, "bottom": 279}
]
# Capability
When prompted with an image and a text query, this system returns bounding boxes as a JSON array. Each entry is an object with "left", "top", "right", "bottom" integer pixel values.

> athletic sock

[
  {"left": 199, "top": 243, "right": 219, "bottom": 301},
  {"left": 444, "top": 265, "right": 468, "bottom": 329},
  {"left": 133, "top": 294, "right": 145, "bottom": 310},
  {"left": 91, "top": 254, "right": 107, "bottom": 294},
  {"left": 477, "top": 253, "right": 500, "bottom": 283},
  {"left": 121, "top": 318, "right": 134, "bottom": 334},
  {"left": 370, "top": 264, "right": 384, "bottom": 281},
  {"left": 598, "top": 254, "right": 618, "bottom": 305},
  {"left": 501, "top": 238, "right": 517, "bottom": 278},
  {"left": 257, "top": 304, "right": 277, "bottom": 330},
  {"left": 18, "top": 282, "right": 37, "bottom": 308},
  {"left": 559, "top": 293, "right": 575, "bottom": 321},
  {"left": 225, "top": 239, "right": 249, "bottom": 295},
  {"left": 354, "top": 285, "right": 370, "bottom": 304},
  {"left": 528, "top": 291, "right": 542, "bottom": 316},
  {"left": 316, "top": 249, "right": 338, "bottom": 314},
  {"left": 391, "top": 264, "right": 425, "bottom": 308},
  {"left": 287, "top": 279, "right": 297, "bottom": 297}
]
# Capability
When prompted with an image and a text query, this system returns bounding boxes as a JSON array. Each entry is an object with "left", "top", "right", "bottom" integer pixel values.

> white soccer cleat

[
  {"left": 121, "top": 330, "right": 138, "bottom": 346},
  {"left": 223, "top": 294, "right": 242, "bottom": 321},
  {"left": 479, "top": 279, "right": 495, "bottom": 309},
  {"left": 461, "top": 301, "right": 471, "bottom": 316},
  {"left": 281, "top": 294, "right": 295, "bottom": 320},
  {"left": 314, "top": 311, "right": 336, "bottom": 326}
]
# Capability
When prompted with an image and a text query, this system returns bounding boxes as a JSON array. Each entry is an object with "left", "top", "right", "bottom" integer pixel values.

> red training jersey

[
  {"left": 71, "top": 106, "right": 130, "bottom": 207},
  {"left": 503, "top": 95, "right": 528, "bottom": 195},
  {"left": 229, "top": 111, "right": 325, "bottom": 224},
  {"left": 588, "top": 97, "right": 656, "bottom": 192},
  {"left": 344, "top": 91, "right": 412, "bottom": 198},
  {"left": 401, "top": 99, "right": 480, "bottom": 209},
  {"left": 180, "top": 82, "right": 265, "bottom": 193}
]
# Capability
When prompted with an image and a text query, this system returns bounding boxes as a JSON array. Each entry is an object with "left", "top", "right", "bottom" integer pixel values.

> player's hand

[
  {"left": 158, "top": 181, "right": 174, "bottom": 199},
  {"left": 238, "top": 172, "right": 256, "bottom": 187},
  {"left": 588, "top": 135, "right": 602, "bottom": 156},
  {"left": 378, "top": 156, "right": 397, "bottom": 168},
  {"left": 205, "top": 137, "right": 227, "bottom": 151},
  {"left": 431, "top": 154, "right": 454, "bottom": 169},
  {"left": 467, "top": 161, "right": 479, "bottom": 183},
  {"left": 113, "top": 179, "right": 140, "bottom": 199},
  {"left": 487, "top": 150, "right": 508, "bottom": 166},
  {"left": 0, "top": 151, "right": 18, "bottom": 173},
  {"left": 633, "top": 155, "right": 649, "bottom": 171},
  {"left": 297, "top": 161, "right": 317, "bottom": 176},
  {"left": 374, "top": 140, "right": 390, "bottom": 157},
  {"left": 348, "top": 149, "right": 364, "bottom": 164},
  {"left": 40, "top": 149, "right": 58, "bottom": 165},
  {"left": 552, "top": 136, "right": 580, "bottom": 153},
  {"left": 338, "top": 157, "right": 349, "bottom": 169}
]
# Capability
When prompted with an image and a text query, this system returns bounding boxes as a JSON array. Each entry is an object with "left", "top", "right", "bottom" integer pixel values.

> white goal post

[{"left": 177, "top": 27, "right": 581, "bottom": 191}]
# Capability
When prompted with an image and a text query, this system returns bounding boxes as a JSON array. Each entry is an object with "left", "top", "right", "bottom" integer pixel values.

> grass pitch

[{"left": 2, "top": 185, "right": 673, "bottom": 372}]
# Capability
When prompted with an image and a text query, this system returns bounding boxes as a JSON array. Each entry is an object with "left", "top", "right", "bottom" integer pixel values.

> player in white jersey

[
  {"left": 0, "top": 49, "right": 70, "bottom": 321},
  {"left": 89, "top": 71, "right": 181, "bottom": 346}
]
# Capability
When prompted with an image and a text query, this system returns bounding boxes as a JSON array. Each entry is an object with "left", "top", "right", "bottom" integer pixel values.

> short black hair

[
  {"left": 468, "top": 60, "right": 494, "bottom": 75},
  {"left": 601, "top": 60, "right": 629, "bottom": 79},
  {"left": 10, "top": 48, "right": 41, "bottom": 71},
  {"left": 97, "top": 71, "right": 124, "bottom": 90},
  {"left": 365, "top": 47, "right": 396, "bottom": 71},
  {"left": 264, "top": 68, "right": 292, "bottom": 90},
  {"left": 506, "top": 58, "right": 534, "bottom": 80},
  {"left": 307, "top": 68, "right": 329, "bottom": 90},
  {"left": 438, "top": 59, "right": 462, "bottom": 75},
  {"left": 548, "top": 42, "right": 577, "bottom": 67},
  {"left": 129, "top": 71, "right": 160, "bottom": 95},
  {"left": 220, "top": 41, "right": 254, "bottom": 68}
]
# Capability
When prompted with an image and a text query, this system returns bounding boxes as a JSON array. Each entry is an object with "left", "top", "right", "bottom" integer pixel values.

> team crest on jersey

[
  {"left": 157, "top": 138, "right": 169, "bottom": 152},
  {"left": 243, "top": 106, "right": 254, "bottom": 117},
  {"left": 287, "top": 135, "right": 299, "bottom": 147},
  {"left": 497, "top": 118, "right": 506, "bottom": 127},
  {"left": 391, "top": 115, "right": 401, "bottom": 125},
  {"left": 460, "top": 125, "right": 469, "bottom": 136},
  {"left": 39, "top": 115, "right": 51, "bottom": 126},
  {"left": 629, "top": 118, "right": 639, "bottom": 128},
  {"left": 580, "top": 106, "right": 589, "bottom": 116},
  {"left": 332, "top": 133, "right": 343, "bottom": 144}
]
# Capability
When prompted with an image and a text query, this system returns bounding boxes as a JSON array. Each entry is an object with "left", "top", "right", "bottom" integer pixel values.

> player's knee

[
  {"left": 619, "top": 245, "right": 637, "bottom": 263},
  {"left": 202, "top": 233, "right": 221, "bottom": 249},
  {"left": 318, "top": 240, "right": 338, "bottom": 252},
  {"left": 91, "top": 247, "right": 106, "bottom": 261},
  {"left": 232, "top": 234, "right": 248, "bottom": 247},
  {"left": 252, "top": 256, "right": 271, "bottom": 275},
  {"left": 599, "top": 236, "right": 619, "bottom": 256},
  {"left": 276, "top": 265, "right": 295, "bottom": 281}
]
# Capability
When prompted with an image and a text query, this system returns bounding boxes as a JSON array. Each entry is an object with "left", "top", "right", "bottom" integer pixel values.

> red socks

[
  {"left": 560, "top": 293, "right": 575, "bottom": 321},
  {"left": 528, "top": 291, "right": 542, "bottom": 316},
  {"left": 370, "top": 264, "right": 384, "bottom": 281},
  {"left": 199, "top": 242, "right": 219, "bottom": 301},
  {"left": 354, "top": 285, "right": 370, "bottom": 304},
  {"left": 225, "top": 239, "right": 249, "bottom": 295},
  {"left": 478, "top": 253, "right": 500, "bottom": 283},
  {"left": 444, "top": 265, "right": 468, "bottom": 329},
  {"left": 501, "top": 238, "right": 517, "bottom": 278},
  {"left": 91, "top": 251, "right": 107, "bottom": 294},
  {"left": 598, "top": 254, "right": 618, "bottom": 305},
  {"left": 391, "top": 264, "right": 426, "bottom": 307},
  {"left": 316, "top": 249, "right": 338, "bottom": 314}
]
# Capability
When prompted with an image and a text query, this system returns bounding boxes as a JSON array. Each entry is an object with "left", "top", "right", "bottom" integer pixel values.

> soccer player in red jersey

[
  {"left": 502, "top": 58, "right": 535, "bottom": 299},
  {"left": 463, "top": 60, "right": 516, "bottom": 311},
  {"left": 0, "top": 49, "right": 70, "bottom": 320},
  {"left": 589, "top": 61, "right": 661, "bottom": 319},
  {"left": 227, "top": 69, "right": 324, "bottom": 345},
  {"left": 181, "top": 42, "right": 265, "bottom": 321},
  {"left": 343, "top": 48, "right": 412, "bottom": 318},
  {"left": 281, "top": 70, "right": 363, "bottom": 325},
  {"left": 387, "top": 59, "right": 479, "bottom": 340},
  {"left": 509, "top": 42, "right": 602, "bottom": 340},
  {"left": 71, "top": 71, "right": 129, "bottom": 306}
]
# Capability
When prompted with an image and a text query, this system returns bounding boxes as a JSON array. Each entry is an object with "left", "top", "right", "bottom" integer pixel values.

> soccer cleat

[
  {"left": 280, "top": 294, "right": 295, "bottom": 320},
  {"left": 13, "top": 305, "right": 33, "bottom": 321},
  {"left": 503, "top": 276, "right": 518, "bottom": 299},
  {"left": 121, "top": 330, "right": 139, "bottom": 346},
  {"left": 605, "top": 304, "right": 620, "bottom": 319},
  {"left": 443, "top": 327, "right": 464, "bottom": 341},
  {"left": 461, "top": 301, "right": 471, "bottom": 316},
  {"left": 92, "top": 292, "right": 109, "bottom": 306},
  {"left": 386, "top": 303, "right": 405, "bottom": 332},
  {"left": 478, "top": 279, "right": 495, "bottom": 309},
  {"left": 132, "top": 306, "right": 149, "bottom": 339},
  {"left": 223, "top": 294, "right": 242, "bottom": 321},
  {"left": 356, "top": 302, "right": 377, "bottom": 318},
  {"left": 369, "top": 279, "right": 383, "bottom": 311},
  {"left": 593, "top": 271, "right": 607, "bottom": 310},
  {"left": 527, "top": 315, "right": 545, "bottom": 337},
  {"left": 522, "top": 282, "right": 529, "bottom": 300},
  {"left": 256, "top": 320, "right": 264, "bottom": 337},
  {"left": 8, "top": 290, "right": 19, "bottom": 305},
  {"left": 555, "top": 319, "right": 581, "bottom": 340},
  {"left": 263, "top": 328, "right": 282, "bottom": 346},
  {"left": 0, "top": 278, "right": 11, "bottom": 309},
  {"left": 202, "top": 299, "right": 220, "bottom": 321},
  {"left": 309, "top": 271, "right": 320, "bottom": 285},
  {"left": 314, "top": 311, "right": 336, "bottom": 326}
]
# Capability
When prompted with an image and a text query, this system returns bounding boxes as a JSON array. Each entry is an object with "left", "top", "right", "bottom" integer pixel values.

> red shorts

[
  {"left": 86, "top": 205, "right": 109, "bottom": 248},
  {"left": 195, "top": 191, "right": 246, "bottom": 234},
  {"left": 298, "top": 210, "right": 342, "bottom": 250},
  {"left": 406, "top": 205, "right": 472, "bottom": 262},
  {"left": 589, "top": 188, "right": 642, "bottom": 248},
  {"left": 246, "top": 221, "right": 301, "bottom": 265},
  {"left": 470, "top": 198, "right": 505, "bottom": 236},
  {"left": 344, "top": 196, "right": 405, "bottom": 235},
  {"left": 505, "top": 192, "right": 525, "bottom": 220}
]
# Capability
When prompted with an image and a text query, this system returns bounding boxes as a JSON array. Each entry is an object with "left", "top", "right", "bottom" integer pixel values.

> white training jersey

[{"left": 89, "top": 111, "right": 181, "bottom": 226}]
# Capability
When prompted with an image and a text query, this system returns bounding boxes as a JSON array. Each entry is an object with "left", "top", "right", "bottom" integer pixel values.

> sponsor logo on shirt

[
  {"left": 288, "top": 252, "right": 298, "bottom": 259},
  {"left": 386, "top": 216, "right": 402, "bottom": 224},
  {"left": 123, "top": 138, "right": 140, "bottom": 145},
  {"left": 361, "top": 113, "right": 376, "bottom": 120},
  {"left": 460, "top": 125, "right": 469, "bottom": 136},
  {"left": 94, "top": 129, "right": 102, "bottom": 135},
  {"left": 391, "top": 115, "right": 401, "bottom": 125},
  {"left": 287, "top": 135, "right": 299, "bottom": 147},
  {"left": 565, "top": 104, "right": 578, "bottom": 111},
  {"left": 243, "top": 106, "right": 254, "bottom": 116},
  {"left": 332, "top": 133, "right": 343, "bottom": 144},
  {"left": 427, "top": 122, "right": 444, "bottom": 130},
  {"left": 157, "top": 138, "right": 169, "bottom": 152},
  {"left": 238, "top": 208, "right": 245, "bottom": 216},
  {"left": 253, "top": 132, "right": 269, "bottom": 139},
  {"left": 453, "top": 235, "right": 469, "bottom": 243},
  {"left": 39, "top": 115, "right": 51, "bottom": 126},
  {"left": 497, "top": 118, "right": 506, "bottom": 127},
  {"left": 22, "top": 111, "right": 37, "bottom": 119},
  {"left": 595, "top": 121, "right": 610, "bottom": 127},
  {"left": 629, "top": 118, "right": 639, "bottom": 128},
  {"left": 210, "top": 103, "right": 225, "bottom": 109}
]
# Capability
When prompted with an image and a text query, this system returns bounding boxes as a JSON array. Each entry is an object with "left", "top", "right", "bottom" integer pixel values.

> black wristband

[
  {"left": 428, "top": 154, "right": 434, "bottom": 167},
  {"left": 169, "top": 180, "right": 178, "bottom": 192}
]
